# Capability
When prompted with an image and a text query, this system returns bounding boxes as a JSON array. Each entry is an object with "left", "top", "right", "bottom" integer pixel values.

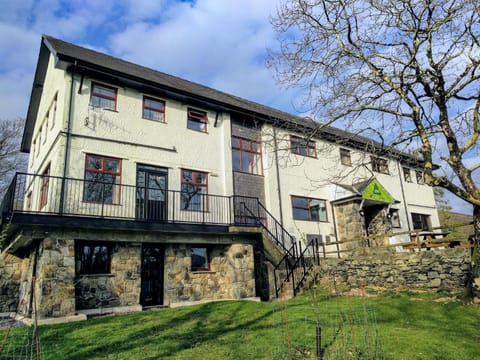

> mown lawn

[{"left": 1, "top": 290, "right": 479, "bottom": 359}]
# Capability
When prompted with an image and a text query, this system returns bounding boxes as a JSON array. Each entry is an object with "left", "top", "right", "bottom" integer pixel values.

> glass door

[{"left": 136, "top": 165, "right": 168, "bottom": 221}]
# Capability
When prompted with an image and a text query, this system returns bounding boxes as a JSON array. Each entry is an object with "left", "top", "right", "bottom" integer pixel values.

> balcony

[{"left": 0, "top": 173, "right": 262, "bottom": 233}]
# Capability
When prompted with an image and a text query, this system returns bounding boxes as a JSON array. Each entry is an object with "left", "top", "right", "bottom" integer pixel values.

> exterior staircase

[{"left": 233, "top": 196, "right": 320, "bottom": 299}]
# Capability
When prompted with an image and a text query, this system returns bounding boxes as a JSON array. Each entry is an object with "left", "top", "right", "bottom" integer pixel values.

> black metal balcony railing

[{"left": 1, "top": 173, "right": 237, "bottom": 225}]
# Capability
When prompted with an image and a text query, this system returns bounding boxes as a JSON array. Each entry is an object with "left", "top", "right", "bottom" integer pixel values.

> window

[
  {"left": 143, "top": 96, "right": 165, "bottom": 122},
  {"left": 75, "top": 241, "right": 112, "bottom": 275},
  {"left": 291, "top": 136, "right": 316, "bottom": 157},
  {"left": 39, "top": 165, "right": 50, "bottom": 209},
  {"left": 50, "top": 93, "right": 57, "bottom": 129},
  {"left": 187, "top": 108, "right": 208, "bottom": 132},
  {"left": 26, "top": 192, "right": 32, "bottom": 210},
  {"left": 42, "top": 119, "right": 47, "bottom": 144},
  {"left": 411, "top": 213, "right": 431, "bottom": 231},
  {"left": 340, "top": 148, "right": 352, "bottom": 166},
  {"left": 403, "top": 167, "right": 412, "bottom": 182},
  {"left": 291, "top": 196, "right": 328, "bottom": 222},
  {"left": 371, "top": 156, "right": 389, "bottom": 174},
  {"left": 389, "top": 209, "right": 401, "bottom": 228},
  {"left": 90, "top": 83, "right": 117, "bottom": 110},
  {"left": 181, "top": 169, "right": 208, "bottom": 211},
  {"left": 83, "top": 154, "right": 122, "bottom": 204},
  {"left": 415, "top": 170, "right": 424, "bottom": 184},
  {"left": 191, "top": 247, "right": 210, "bottom": 271},
  {"left": 232, "top": 136, "right": 263, "bottom": 175}
]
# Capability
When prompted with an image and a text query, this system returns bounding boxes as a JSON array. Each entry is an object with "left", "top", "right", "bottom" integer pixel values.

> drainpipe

[
  {"left": 272, "top": 125, "right": 284, "bottom": 228},
  {"left": 396, "top": 161, "right": 411, "bottom": 232},
  {"left": 59, "top": 61, "right": 77, "bottom": 214}
]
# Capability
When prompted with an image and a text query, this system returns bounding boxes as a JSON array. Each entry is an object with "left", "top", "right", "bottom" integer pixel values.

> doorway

[
  {"left": 136, "top": 165, "right": 168, "bottom": 221},
  {"left": 140, "top": 244, "right": 164, "bottom": 307}
]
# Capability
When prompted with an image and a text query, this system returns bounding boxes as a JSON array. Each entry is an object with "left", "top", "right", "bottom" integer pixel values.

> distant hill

[{"left": 438, "top": 211, "right": 473, "bottom": 239}]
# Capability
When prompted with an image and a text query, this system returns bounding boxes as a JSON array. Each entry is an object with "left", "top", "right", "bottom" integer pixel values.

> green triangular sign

[{"left": 362, "top": 179, "right": 394, "bottom": 203}]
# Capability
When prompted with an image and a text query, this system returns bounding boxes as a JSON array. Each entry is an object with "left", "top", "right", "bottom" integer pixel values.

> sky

[{"left": 0, "top": 0, "right": 474, "bottom": 214}]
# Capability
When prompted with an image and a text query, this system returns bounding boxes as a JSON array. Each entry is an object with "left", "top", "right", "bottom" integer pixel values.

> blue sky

[{"left": 0, "top": 0, "right": 474, "bottom": 214}]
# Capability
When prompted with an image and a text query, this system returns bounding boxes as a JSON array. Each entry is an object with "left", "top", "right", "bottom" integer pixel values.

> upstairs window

[
  {"left": 371, "top": 156, "right": 389, "bottom": 174},
  {"left": 191, "top": 247, "right": 210, "bottom": 272},
  {"left": 39, "top": 165, "right": 50, "bottom": 209},
  {"left": 291, "top": 196, "right": 328, "bottom": 222},
  {"left": 291, "top": 136, "right": 316, "bottom": 158},
  {"left": 143, "top": 96, "right": 165, "bottom": 122},
  {"left": 84, "top": 154, "right": 122, "bottom": 204},
  {"left": 181, "top": 169, "right": 208, "bottom": 211},
  {"left": 416, "top": 170, "right": 424, "bottom": 184},
  {"left": 75, "top": 241, "right": 112, "bottom": 275},
  {"left": 340, "top": 148, "right": 352, "bottom": 166},
  {"left": 90, "top": 83, "right": 117, "bottom": 111},
  {"left": 232, "top": 137, "right": 263, "bottom": 175},
  {"left": 403, "top": 167, "right": 412, "bottom": 182},
  {"left": 187, "top": 108, "right": 208, "bottom": 132}
]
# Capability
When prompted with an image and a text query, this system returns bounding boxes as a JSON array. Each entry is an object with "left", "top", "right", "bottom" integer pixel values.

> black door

[
  {"left": 136, "top": 165, "right": 168, "bottom": 221},
  {"left": 140, "top": 245, "right": 164, "bottom": 307}
]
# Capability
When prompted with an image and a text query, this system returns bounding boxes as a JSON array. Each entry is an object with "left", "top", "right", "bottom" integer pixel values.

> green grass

[{"left": 1, "top": 290, "right": 479, "bottom": 359}]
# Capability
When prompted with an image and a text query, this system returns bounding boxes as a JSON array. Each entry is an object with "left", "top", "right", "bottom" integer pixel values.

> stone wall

[
  {"left": 35, "top": 238, "right": 76, "bottom": 318},
  {"left": 164, "top": 243, "right": 255, "bottom": 304},
  {"left": 0, "top": 254, "right": 29, "bottom": 312},
  {"left": 334, "top": 201, "right": 365, "bottom": 249},
  {"left": 75, "top": 243, "right": 141, "bottom": 310},
  {"left": 318, "top": 248, "right": 471, "bottom": 292}
]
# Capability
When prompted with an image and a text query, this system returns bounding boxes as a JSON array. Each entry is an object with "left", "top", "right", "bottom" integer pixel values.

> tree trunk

[{"left": 472, "top": 205, "right": 480, "bottom": 303}]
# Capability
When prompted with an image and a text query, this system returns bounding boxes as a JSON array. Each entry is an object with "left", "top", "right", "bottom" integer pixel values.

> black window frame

[
  {"left": 371, "top": 156, "right": 389, "bottom": 174},
  {"left": 411, "top": 213, "right": 431, "bottom": 231},
  {"left": 403, "top": 167, "right": 412, "bottom": 182},
  {"left": 75, "top": 241, "right": 113, "bottom": 275},
  {"left": 191, "top": 247, "right": 210, "bottom": 272}
]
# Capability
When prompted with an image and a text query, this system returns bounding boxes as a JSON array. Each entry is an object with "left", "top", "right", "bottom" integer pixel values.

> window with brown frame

[
  {"left": 291, "top": 196, "right": 328, "bottom": 222},
  {"left": 143, "top": 96, "right": 165, "bottom": 122},
  {"left": 83, "top": 154, "right": 122, "bottom": 204},
  {"left": 415, "top": 170, "right": 424, "bottom": 184},
  {"left": 291, "top": 136, "right": 316, "bottom": 157},
  {"left": 187, "top": 108, "right": 208, "bottom": 132},
  {"left": 90, "top": 83, "right": 117, "bottom": 110},
  {"left": 232, "top": 136, "right": 263, "bottom": 175},
  {"left": 181, "top": 169, "right": 208, "bottom": 211},
  {"left": 39, "top": 165, "right": 50, "bottom": 209},
  {"left": 340, "top": 148, "right": 352, "bottom": 166},
  {"left": 403, "top": 167, "right": 412, "bottom": 182},
  {"left": 371, "top": 156, "right": 389, "bottom": 174}
]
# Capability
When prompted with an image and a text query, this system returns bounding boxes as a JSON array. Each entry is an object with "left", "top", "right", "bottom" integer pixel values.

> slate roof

[{"left": 22, "top": 35, "right": 426, "bottom": 167}]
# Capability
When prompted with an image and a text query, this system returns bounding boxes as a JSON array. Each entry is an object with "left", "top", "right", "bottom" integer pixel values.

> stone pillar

[
  {"left": 334, "top": 201, "right": 365, "bottom": 251},
  {"left": 0, "top": 254, "right": 29, "bottom": 312},
  {"left": 35, "top": 238, "right": 76, "bottom": 318}
]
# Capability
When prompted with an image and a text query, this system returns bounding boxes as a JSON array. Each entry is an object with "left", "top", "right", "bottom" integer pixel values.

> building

[{"left": 0, "top": 35, "right": 440, "bottom": 320}]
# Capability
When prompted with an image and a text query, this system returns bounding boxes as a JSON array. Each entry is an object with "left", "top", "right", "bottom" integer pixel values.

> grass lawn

[{"left": 1, "top": 290, "right": 478, "bottom": 359}]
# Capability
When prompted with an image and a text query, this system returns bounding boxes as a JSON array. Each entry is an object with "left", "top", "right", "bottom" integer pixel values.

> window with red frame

[
  {"left": 181, "top": 169, "right": 208, "bottom": 211},
  {"left": 232, "top": 136, "right": 263, "bottom": 175},
  {"left": 187, "top": 108, "right": 208, "bottom": 132},
  {"left": 143, "top": 96, "right": 165, "bottom": 122},
  {"left": 39, "top": 165, "right": 50, "bottom": 209},
  {"left": 291, "top": 195, "right": 328, "bottom": 222},
  {"left": 90, "top": 83, "right": 117, "bottom": 110},
  {"left": 371, "top": 156, "right": 389, "bottom": 174},
  {"left": 83, "top": 154, "right": 122, "bottom": 204},
  {"left": 291, "top": 136, "right": 317, "bottom": 158}
]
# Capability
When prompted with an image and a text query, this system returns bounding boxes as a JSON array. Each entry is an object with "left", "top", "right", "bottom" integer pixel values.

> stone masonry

[
  {"left": 318, "top": 248, "right": 471, "bottom": 292},
  {"left": 164, "top": 243, "right": 255, "bottom": 305}
]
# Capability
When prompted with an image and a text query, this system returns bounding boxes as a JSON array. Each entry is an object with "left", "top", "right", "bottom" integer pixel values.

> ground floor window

[
  {"left": 291, "top": 196, "right": 328, "bottom": 222},
  {"left": 389, "top": 209, "right": 401, "bottom": 228},
  {"left": 411, "top": 213, "right": 431, "bottom": 231},
  {"left": 75, "top": 241, "right": 112, "bottom": 275},
  {"left": 191, "top": 247, "right": 210, "bottom": 271}
]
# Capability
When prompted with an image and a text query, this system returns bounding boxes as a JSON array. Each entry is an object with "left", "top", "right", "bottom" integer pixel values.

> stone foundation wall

[
  {"left": 75, "top": 243, "right": 141, "bottom": 310},
  {"left": 164, "top": 243, "right": 255, "bottom": 304},
  {"left": 0, "top": 254, "right": 29, "bottom": 312},
  {"left": 319, "top": 248, "right": 471, "bottom": 292},
  {"left": 35, "top": 238, "right": 76, "bottom": 318}
]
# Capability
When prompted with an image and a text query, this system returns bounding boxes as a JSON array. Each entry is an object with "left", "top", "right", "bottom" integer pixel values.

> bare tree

[
  {"left": 0, "top": 118, "right": 27, "bottom": 196},
  {"left": 269, "top": 1, "right": 479, "bottom": 245}
]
